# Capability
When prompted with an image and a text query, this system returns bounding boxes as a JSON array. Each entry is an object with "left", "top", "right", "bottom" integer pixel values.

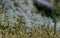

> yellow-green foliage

[
  {"left": 0, "top": 16, "right": 60, "bottom": 38},
  {"left": 0, "top": 7, "right": 5, "bottom": 14}
]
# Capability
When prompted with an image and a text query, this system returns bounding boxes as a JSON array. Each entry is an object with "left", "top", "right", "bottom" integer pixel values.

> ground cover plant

[{"left": 0, "top": 0, "right": 60, "bottom": 38}]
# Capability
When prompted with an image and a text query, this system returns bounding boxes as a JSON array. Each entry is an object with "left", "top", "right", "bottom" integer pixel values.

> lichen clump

[{"left": 0, "top": 0, "right": 60, "bottom": 38}]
